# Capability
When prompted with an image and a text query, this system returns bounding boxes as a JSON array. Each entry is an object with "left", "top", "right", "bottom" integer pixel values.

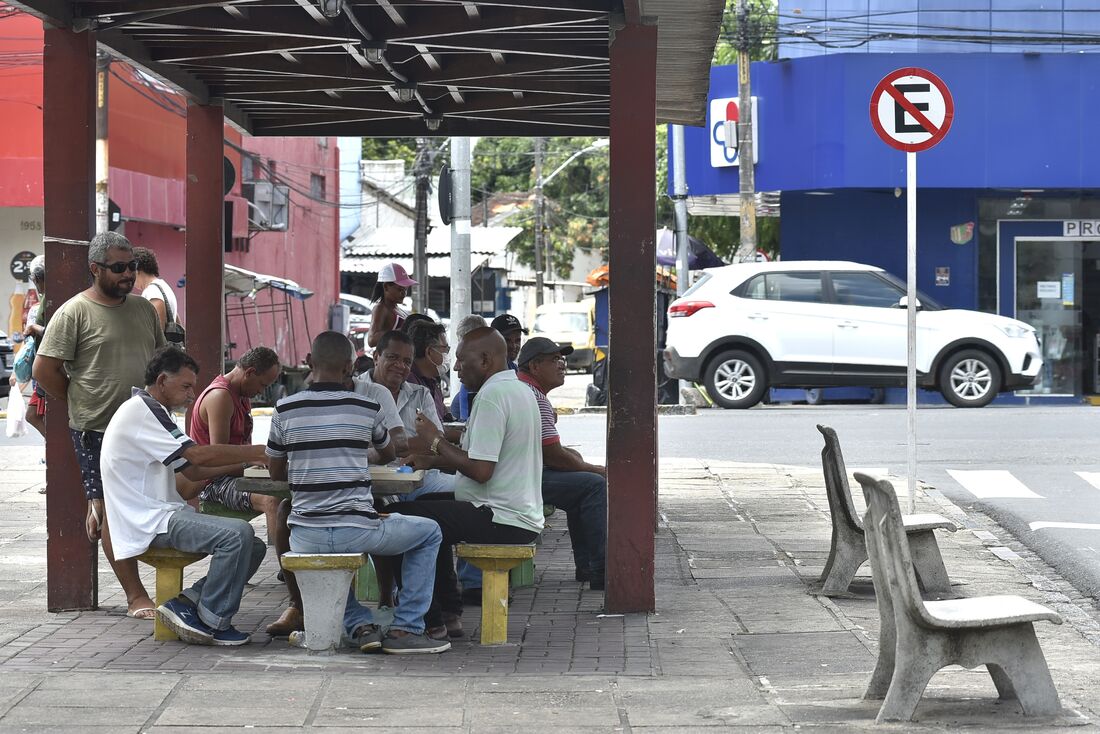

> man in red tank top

[{"left": 188, "top": 347, "right": 282, "bottom": 540}]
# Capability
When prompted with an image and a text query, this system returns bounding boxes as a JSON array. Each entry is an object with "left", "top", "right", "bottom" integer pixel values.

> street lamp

[{"left": 533, "top": 138, "right": 608, "bottom": 306}]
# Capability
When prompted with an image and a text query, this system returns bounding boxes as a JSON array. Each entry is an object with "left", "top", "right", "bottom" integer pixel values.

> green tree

[{"left": 470, "top": 137, "right": 608, "bottom": 279}]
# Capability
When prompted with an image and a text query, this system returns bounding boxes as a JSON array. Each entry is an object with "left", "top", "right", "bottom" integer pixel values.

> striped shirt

[
  {"left": 517, "top": 371, "right": 560, "bottom": 446},
  {"left": 266, "top": 382, "right": 391, "bottom": 529}
]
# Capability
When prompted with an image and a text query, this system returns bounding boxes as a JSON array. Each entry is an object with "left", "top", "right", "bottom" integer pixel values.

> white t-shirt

[
  {"left": 101, "top": 388, "right": 195, "bottom": 560},
  {"left": 142, "top": 278, "right": 180, "bottom": 324},
  {"left": 353, "top": 377, "right": 403, "bottom": 434},
  {"left": 453, "top": 369, "right": 544, "bottom": 534}
]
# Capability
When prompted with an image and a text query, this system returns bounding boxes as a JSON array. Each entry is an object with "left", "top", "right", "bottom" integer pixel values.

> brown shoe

[
  {"left": 426, "top": 624, "right": 449, "bottom": 641},
  {"left": 442, "top": 612, "right": 464, "bottom": 639},
  {"left": 265, "top": 606, "right": 303, "bottom": 637}
]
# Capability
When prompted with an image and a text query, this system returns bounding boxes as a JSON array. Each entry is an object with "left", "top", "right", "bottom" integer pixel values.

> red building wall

[{"left": 0, "top": 6, "right": 340, "bottom": 366}]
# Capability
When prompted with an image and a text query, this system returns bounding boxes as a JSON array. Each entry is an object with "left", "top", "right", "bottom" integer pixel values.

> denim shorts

[{"left": 69, "top": 429, "right": 105, "bottom": 500}]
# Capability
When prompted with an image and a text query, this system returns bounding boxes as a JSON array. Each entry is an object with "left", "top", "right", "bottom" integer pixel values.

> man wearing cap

[
  {"left": 518, "top": 337, "right": 607, "bottom": 591},
  {"left": 451, "top": 314, "right": 526, "bottom": 421},
  {"left": 367, "top": 262, "right": 417, "bottom": 349}
]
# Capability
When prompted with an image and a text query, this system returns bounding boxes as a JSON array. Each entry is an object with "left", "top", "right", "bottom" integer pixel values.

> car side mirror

[{"left": 896, "top": 296, "right": 922, "bottom": 310}]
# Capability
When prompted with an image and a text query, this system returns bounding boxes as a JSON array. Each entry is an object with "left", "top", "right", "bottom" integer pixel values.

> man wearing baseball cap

[
  {"left": 516, "top": 336, "right": 607, "bottom": 590},
  {"left": 490, "top": 314, "right": 527, "bottom": 365}
]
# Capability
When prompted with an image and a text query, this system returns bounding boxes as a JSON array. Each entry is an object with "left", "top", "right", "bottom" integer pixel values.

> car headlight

[{"left": 997, "top": 323, "right": 1034, "bottom": 338}]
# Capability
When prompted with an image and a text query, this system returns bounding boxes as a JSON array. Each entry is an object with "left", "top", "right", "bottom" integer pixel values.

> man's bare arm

[
  {"left": 179, "top": 443, "right": 265, "bottom": 482},
  {"left": 32, "top": 354, "right": 68, "bottom": 402},
  {"left": 544, "top": 442, "right": 606, "bottom": 476},
  {"left": 268, "top": 456, "right": 288, "bottom": 482}
]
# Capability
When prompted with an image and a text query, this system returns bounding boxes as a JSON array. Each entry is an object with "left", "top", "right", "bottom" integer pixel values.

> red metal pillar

[
  {"left": 605, "top": 21, "right": 658, "bottom": 613},
  {"left": 42, "top": 26, "right": 98, "bottom": 611},
  {"left": 185, "top": 104, "right": 225, "bottom": 389}
]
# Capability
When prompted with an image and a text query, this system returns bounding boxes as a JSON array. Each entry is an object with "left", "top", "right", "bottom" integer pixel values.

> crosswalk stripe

[
  {"left": 946, "top": 469, "right": 1043, "bottom": 499},
  {"left": 1030, "top": 521, "right": 1100, "bottom": 531},
  {"left": 1074, "top": 472, "right": 1100, "bottom": 491}
]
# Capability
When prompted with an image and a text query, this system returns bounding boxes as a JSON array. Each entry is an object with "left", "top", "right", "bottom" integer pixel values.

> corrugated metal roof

[{"left": 341, "top": 225, "right": 521, "bottom": 278}]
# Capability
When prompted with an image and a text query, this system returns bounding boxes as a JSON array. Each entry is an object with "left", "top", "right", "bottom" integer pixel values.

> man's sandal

[{"left": 126, "top": 607, "right": 156, "bottom": 621}]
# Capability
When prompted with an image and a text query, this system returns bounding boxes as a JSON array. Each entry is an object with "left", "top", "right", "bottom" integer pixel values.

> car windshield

[
  {"left": 876, "top": 271, "right": 944, "bottom": 311},
  {"left": 534, "top": 312, "right": 588, "bottom": 334}
]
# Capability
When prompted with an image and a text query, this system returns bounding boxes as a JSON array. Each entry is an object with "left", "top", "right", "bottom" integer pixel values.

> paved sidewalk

[{"left": 1, "top": 445, "right": 1098, "bottom": 731}]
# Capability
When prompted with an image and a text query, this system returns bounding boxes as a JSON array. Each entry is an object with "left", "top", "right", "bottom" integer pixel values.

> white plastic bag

[{"left": 6, "top": 389, "right": 28, "bottom": 438}]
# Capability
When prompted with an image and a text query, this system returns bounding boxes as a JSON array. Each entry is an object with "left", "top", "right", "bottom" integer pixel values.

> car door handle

[
  {"left": 837, "top": 322, "right": 859, "bottom": 329},
  {"left": 748, "top": 313, "right": 768, "bottom": 320}
]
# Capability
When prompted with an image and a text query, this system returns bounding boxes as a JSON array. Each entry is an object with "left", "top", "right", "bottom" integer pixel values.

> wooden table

[{"left": 239, "top": 465, "right": 425, "bottom": 498}]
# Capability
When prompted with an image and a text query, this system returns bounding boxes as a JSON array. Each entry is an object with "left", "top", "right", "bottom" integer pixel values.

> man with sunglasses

[{"left": 34, "top": 231, "right": 166, "bottom": 620}]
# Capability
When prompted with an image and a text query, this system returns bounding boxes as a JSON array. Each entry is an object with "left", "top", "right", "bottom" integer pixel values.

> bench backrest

[
  {"left": 854, "top": 472, "right": 936, "bottom": 630},
  {"left": 817, "top": 424, "right": 863, "bottom": 532}
]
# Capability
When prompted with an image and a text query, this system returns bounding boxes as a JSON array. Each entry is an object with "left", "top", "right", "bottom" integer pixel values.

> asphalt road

[{"left": 554, "top": 402, "right": 1100, "bottom": 602}]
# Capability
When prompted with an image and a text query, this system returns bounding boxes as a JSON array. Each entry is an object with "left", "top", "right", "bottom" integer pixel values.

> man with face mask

[
  {"left": 34, "top": 231, "right": 166, "bottom": 621},
  {"left": 405, "top": 320, "right": 453, "bottom": 425}
]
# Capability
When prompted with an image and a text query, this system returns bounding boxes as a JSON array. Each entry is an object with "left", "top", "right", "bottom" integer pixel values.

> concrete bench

[
  {"left": 456, "top": 543, "right": 536, "bottom": 645},
  {"left": 855, "top": 472, "right": 1063, "bottom": 722},
  {"left": 135, "top": 547, "right": 207, "bottom": 641},
  {"left": 817, "top": 425, "right": 957, "bottom": 597},
  {"left": 280, "top": 552, "right": 365, "bottom": 652}
]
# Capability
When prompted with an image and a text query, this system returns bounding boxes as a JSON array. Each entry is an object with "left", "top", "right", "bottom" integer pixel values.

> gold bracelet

[{"left": 430, "top": 436, "right": 442, "bottom": 455}]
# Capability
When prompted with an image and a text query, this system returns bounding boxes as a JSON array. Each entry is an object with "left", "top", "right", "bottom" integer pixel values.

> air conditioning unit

[{"left": 241, "top": 181, "right": 290, "bottom": 231}]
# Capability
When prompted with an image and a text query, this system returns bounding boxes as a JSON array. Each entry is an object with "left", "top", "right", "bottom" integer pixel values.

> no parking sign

[
  {"left": 870, "top": 67, "right": 954, "bottom": 512},
  {"left": 869, "top": 68, "right": 953, "bottom": 152}
]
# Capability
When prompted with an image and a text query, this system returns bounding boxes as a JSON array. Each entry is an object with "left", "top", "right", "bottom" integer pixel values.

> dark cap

[
  {"left": 517, "top": 336, "right": 573, "bottom": 368},
  {"left": 491, "top": 314, "right": 528, "bottom": 335}
]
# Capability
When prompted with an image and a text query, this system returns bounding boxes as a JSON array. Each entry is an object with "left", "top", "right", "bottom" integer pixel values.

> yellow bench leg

[
  {"left": 465, "top": 558, "right": 526, "bottom": 645},
  {"left": 153, "top": 566, "right": 185, "bottom": 642}
]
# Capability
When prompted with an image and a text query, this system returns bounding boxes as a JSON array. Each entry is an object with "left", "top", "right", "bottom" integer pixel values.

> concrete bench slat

[
  {"left": 923, "top": 596, "right": 1064, "bottom": 628},
  {"left": 456, "top": 544, "right": 535, "bottom": 560},
  {"left": 901, "top": 513, "right": 957, "bottom": 533},
  {"left": 280, "top": 552, "right": 366, "bottom": 572}
]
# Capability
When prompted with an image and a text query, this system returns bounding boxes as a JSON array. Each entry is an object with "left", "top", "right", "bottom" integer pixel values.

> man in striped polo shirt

[{"left": 266, "top": 331, "right": 449, "bottom": 655}]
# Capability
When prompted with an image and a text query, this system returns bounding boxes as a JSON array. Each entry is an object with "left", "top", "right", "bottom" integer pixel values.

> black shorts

[{"left": 69, "top": 429, "right": 105, "bottom": 500}]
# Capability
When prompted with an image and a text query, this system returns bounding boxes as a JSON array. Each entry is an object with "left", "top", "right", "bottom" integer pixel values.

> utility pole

[
  {"left": 412, "top": 138, "right": 432, "bottom": 313},
  {"left": 533, "top": 136, "right": 545, "bottom": 307},
  {"left": 94, "top": 52, "right": 111, "bottom": 234},
  {"left": 735, "top": 0, "right": 757, "bottom": 262},
  {"left": 449, "top": 137, "right": 472, "bottom": 396}
]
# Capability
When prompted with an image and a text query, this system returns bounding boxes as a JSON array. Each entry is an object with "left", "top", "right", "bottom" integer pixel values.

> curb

[{"left": 568, "top": 404, "right": 697, "bottom": 416}]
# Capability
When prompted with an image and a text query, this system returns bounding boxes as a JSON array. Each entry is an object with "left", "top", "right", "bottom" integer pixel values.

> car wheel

[
  {"left": 938, "top": 349, "right": 1001, "bottom": 408},
  {"left": 704, "top": 350, "right": 767, "bottom": 409}
]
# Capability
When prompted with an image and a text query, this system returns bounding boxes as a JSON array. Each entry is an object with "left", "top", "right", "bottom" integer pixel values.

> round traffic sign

[{"left": 869, "top": 68, "right": 953, "bottom": 152}]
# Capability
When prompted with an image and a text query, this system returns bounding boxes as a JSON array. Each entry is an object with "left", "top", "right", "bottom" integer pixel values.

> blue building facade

[{"left": 676, "top": 3, "right": 1100, "bottom": 399}]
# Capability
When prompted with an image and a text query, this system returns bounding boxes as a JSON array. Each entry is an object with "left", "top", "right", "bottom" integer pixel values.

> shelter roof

[{"left": 12, "top": 0, "right": 723, "bottom": 136}]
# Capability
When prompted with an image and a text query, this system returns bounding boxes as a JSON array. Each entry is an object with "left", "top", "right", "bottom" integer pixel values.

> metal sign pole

[{"left": 906, "top": 150, "right": 917, "bottom": 513}]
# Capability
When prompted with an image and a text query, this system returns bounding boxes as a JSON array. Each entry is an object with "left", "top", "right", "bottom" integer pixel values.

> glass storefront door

[{"left": 1015, "top": 239, "right": 1084, "bottom": 395}]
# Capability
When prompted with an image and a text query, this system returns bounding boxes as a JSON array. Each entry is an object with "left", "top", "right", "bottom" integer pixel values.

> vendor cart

[{"left": 223, "top": 264, "right": 313, "bottom": 405}]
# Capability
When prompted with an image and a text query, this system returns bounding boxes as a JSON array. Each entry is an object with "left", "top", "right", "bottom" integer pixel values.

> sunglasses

[{"left": 95, "top": 259, "right": 138, "bottom": 274}]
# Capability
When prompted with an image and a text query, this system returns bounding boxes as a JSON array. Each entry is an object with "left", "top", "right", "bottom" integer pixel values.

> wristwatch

[{"left": 430, "top": 436, "right": 442, "bottom": 455}]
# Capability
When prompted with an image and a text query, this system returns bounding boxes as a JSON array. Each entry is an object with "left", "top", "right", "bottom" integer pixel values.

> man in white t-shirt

[
  {"left": 385, "top": 327, "right": 543, "bottom": 640},
  {"left": 133, "top": 247, "right": 179, "bottom": 332},
  {"left": 101, "top": 347, "right": 268, "bottom": 646}
]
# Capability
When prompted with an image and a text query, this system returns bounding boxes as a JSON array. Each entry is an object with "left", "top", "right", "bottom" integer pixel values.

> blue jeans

[
  {"left": 457, "top": 468, "right": 607, "bottom": 589},
  {"left": 150, "top": 510, "right": 266, "bottom": 631},
  {"left": 402, "top": 469, "right": 455, "bottom": 500},
  {"left": 289, "top": 515, "right": 442, "bottom": 636}
]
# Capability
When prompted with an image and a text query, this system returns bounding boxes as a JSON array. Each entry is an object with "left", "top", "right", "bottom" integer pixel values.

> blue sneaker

[
  {"left": 157, "top": 598, "right": 213, "bottom": 645},
  {"left": 210, "top": 626, "right": 251, "bottom": 646}
]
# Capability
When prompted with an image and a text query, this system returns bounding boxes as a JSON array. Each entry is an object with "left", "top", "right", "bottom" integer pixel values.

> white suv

[{"left": 663, "top": 261, "right": 1042, "bottom": 409}]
